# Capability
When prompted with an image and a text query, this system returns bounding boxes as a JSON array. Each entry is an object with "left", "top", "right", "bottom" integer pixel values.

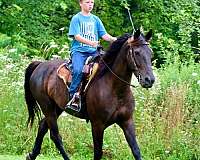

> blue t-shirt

[{"left": 68, "top": 12, "right": 107, "bottom": 53}]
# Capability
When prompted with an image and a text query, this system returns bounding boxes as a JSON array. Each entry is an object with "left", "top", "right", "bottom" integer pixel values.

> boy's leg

[
  {"left": 69, "top": 51, "right": 86, "bottom": 97},
  {"left": 66, "top": 51, "right": 96, "bottom": 111}
]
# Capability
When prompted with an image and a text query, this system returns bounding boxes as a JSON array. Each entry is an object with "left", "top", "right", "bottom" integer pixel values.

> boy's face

[{"left": 80, "top": 0, "right": 94, "bottom": 13}]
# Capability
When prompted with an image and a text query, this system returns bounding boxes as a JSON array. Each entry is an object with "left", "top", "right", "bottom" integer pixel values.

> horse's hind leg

[
  {"left": 26, "top": 118, "right": 48, "bottom": 160},
  {"left": 46, "top": 113, "right": 70, "bottom": 160},
  {"left": 118, "top": 118, "right": 141, "bottom": 160}
]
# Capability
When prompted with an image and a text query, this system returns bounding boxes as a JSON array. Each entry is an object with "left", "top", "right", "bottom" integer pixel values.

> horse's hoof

[{"left": 26, "top": 153, "right": 32, "bottom": 160}]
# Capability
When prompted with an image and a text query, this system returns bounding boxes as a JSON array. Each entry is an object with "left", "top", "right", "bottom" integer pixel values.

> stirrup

[{"left": 65, "top": 93, "right": 81, "bottom": 112}]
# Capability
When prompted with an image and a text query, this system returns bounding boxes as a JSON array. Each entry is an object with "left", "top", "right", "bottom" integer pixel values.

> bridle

[
  {"left": 98, "top": 41, "right": 149, "bottom": 88},
  {"left": 128, "top": 42, "right": 149, "bottom": 82},
  {"left": 100, "top": 55, "right": 137, "bottom": 88}
]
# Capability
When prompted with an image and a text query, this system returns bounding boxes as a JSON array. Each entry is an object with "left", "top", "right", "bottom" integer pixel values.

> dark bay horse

[{"left": 24, "top": 29, "right": 155, "bottom": 160}]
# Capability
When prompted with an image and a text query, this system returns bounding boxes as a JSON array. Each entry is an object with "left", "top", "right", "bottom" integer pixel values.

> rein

[
  {"left": 97, "top": 42, "right": 149, "bottom": 88},
  {"left": 100, "top": 55, "right": 137, "bottom": 88}
]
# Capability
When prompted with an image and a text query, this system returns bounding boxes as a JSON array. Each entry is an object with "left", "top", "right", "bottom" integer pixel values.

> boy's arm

[
  {"left": 74, "top": 34, "right": 99, "bottom": 48},
  {"left": 102, "top": 34, "right": 117, "bottom": 42}
]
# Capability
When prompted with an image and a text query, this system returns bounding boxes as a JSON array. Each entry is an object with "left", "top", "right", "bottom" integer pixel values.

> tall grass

[
  {"left": 0, "top": 47, "right": 199, "bottom": 159},
  {"left": 134, "top": 60, "right": 200, "bottom": 160}
]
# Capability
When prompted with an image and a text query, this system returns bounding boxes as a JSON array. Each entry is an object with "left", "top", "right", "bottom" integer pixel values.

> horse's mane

[
  {"left": 96, "top": 33, "right": 132, "bottom": 79},
  {"left": 103, "top": 33, "right": 132, "bottom": 65}
]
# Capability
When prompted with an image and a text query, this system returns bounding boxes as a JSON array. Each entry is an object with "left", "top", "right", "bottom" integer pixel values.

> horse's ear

[
  {"left": 145, "top": 29, "right": 153, "bottom": 42},
  {"left": 134, "top": 29, "right": 141, "bottom": 39}
]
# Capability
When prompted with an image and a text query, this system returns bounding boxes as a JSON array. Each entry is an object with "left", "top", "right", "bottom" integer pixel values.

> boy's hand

[
  {"left": 111, "top": 37, "right": 117, "bottom": 42},
  {"left": 102, "top": 34, "right": 117, "bottom": 42},
  {"left": 91, "top": 41, "right": 99, "bottom": 48},
  {"left": 74, "top": 35, "right": 99, "bottom": 47}
]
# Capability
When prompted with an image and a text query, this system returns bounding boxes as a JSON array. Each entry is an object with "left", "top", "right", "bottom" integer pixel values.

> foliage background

[
  {"left": 0, "top": 0, "right": 199, "bottom": 159},
  {"left": 0, "top": 0, "right": 199, "bottom": 63}
]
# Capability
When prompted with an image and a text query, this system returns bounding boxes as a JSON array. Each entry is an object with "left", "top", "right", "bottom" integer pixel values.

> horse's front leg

[
  {"left": 118, "top": 118, "right": 141, "bottom": 160},
  {"left": 91, "top": 122, "right": 105, "bottom": 160}
]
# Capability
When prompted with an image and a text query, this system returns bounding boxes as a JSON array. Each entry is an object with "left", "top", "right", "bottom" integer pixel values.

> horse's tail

[{"left": 24, "top": 61, "right": 42, "bottom": 128}]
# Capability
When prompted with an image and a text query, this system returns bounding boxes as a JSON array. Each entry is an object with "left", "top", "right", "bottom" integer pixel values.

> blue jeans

[{"left": 69, "top": 50, "right": 97, "bottom": 97}]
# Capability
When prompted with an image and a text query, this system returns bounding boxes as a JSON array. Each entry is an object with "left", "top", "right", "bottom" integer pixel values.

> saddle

[
  {"left": 57, "top": 47, "right": 104, "bottom": 112},
  {"left": 57, "top": 56, "right": 100, "bottom": 92}
]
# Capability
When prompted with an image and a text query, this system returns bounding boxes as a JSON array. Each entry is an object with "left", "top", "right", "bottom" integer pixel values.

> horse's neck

[{"left": 110, "top": 47, "right": 132, "bottom": 87}]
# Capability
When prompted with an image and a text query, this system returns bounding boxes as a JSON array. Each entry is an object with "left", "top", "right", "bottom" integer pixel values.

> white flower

[
  {"left": 50, "top": 44, "right": 58, "bottom": 48},
  {"left": 62, "top": 45, "right": 69, "bottom": 49},
  {"left": 192, "top": 73, "right": 198, "bottom": 77},
  {"left": 165, "top": 150, "right": 170, "bottom": 154},
  {"left": 60, "top": 112, "right": 68, "bottom": 117},
  {"left": 197, "top": 80, "right": 200, "bottom": 85},
  {"left": 52, "top": 55, "right": 61, "bottom": 59},
  {"left": 59, "top": 27, "right": 65, "bottom": 31},
  {"left": 9, "top": 48, "right": 17, "bottom": 53},
  {"left": 5, "top": 64, "right": 15, "bottom": 69},
  {"left": 49, "top": 41, "right": 56, "bottom": 45}
]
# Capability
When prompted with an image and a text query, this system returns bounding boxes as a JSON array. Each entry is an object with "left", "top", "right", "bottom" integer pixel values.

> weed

[{"left": 0, "top": 48, "right": 199, "bottom": 159}]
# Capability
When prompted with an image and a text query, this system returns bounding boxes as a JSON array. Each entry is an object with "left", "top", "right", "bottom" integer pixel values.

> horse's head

[{"left": 126, "top": 29, "right": 155, "bottom": 88}]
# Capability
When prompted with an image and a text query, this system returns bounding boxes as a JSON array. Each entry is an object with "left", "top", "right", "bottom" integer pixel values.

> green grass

[
  {"left": 0, "top": 47, "right": 199, "bottom": 160},
  {"left": 0, "top": 155, "right": 62, "bottom": 160}
]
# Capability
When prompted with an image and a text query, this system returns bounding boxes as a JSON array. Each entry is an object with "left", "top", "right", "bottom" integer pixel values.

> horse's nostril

[
  {"left": 145, "top": 77, "right": 151, "bottom": 83},
  {"left": 144, "top": 76, "right": 155, "bottom": 85}
]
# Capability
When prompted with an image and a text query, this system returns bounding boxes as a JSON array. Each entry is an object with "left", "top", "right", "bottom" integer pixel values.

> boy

[{"left": 67, "top": 0, "right": 116, "bottom": 110}]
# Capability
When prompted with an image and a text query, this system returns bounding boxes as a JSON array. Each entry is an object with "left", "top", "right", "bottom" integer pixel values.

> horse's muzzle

[{"left": 140, "top": 75, "right": 155, "bottom": 88}]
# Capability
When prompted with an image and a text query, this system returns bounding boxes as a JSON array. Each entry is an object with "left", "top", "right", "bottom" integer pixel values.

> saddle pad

[
  {"left": 57, "top": 62, "right": 99, "bottom": 92},
  {"left": 83, "top": 63, "right": 99, "bottom": 92},
  {"left": 57, "top": 63, "right": 72, "bottom": 85}
]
